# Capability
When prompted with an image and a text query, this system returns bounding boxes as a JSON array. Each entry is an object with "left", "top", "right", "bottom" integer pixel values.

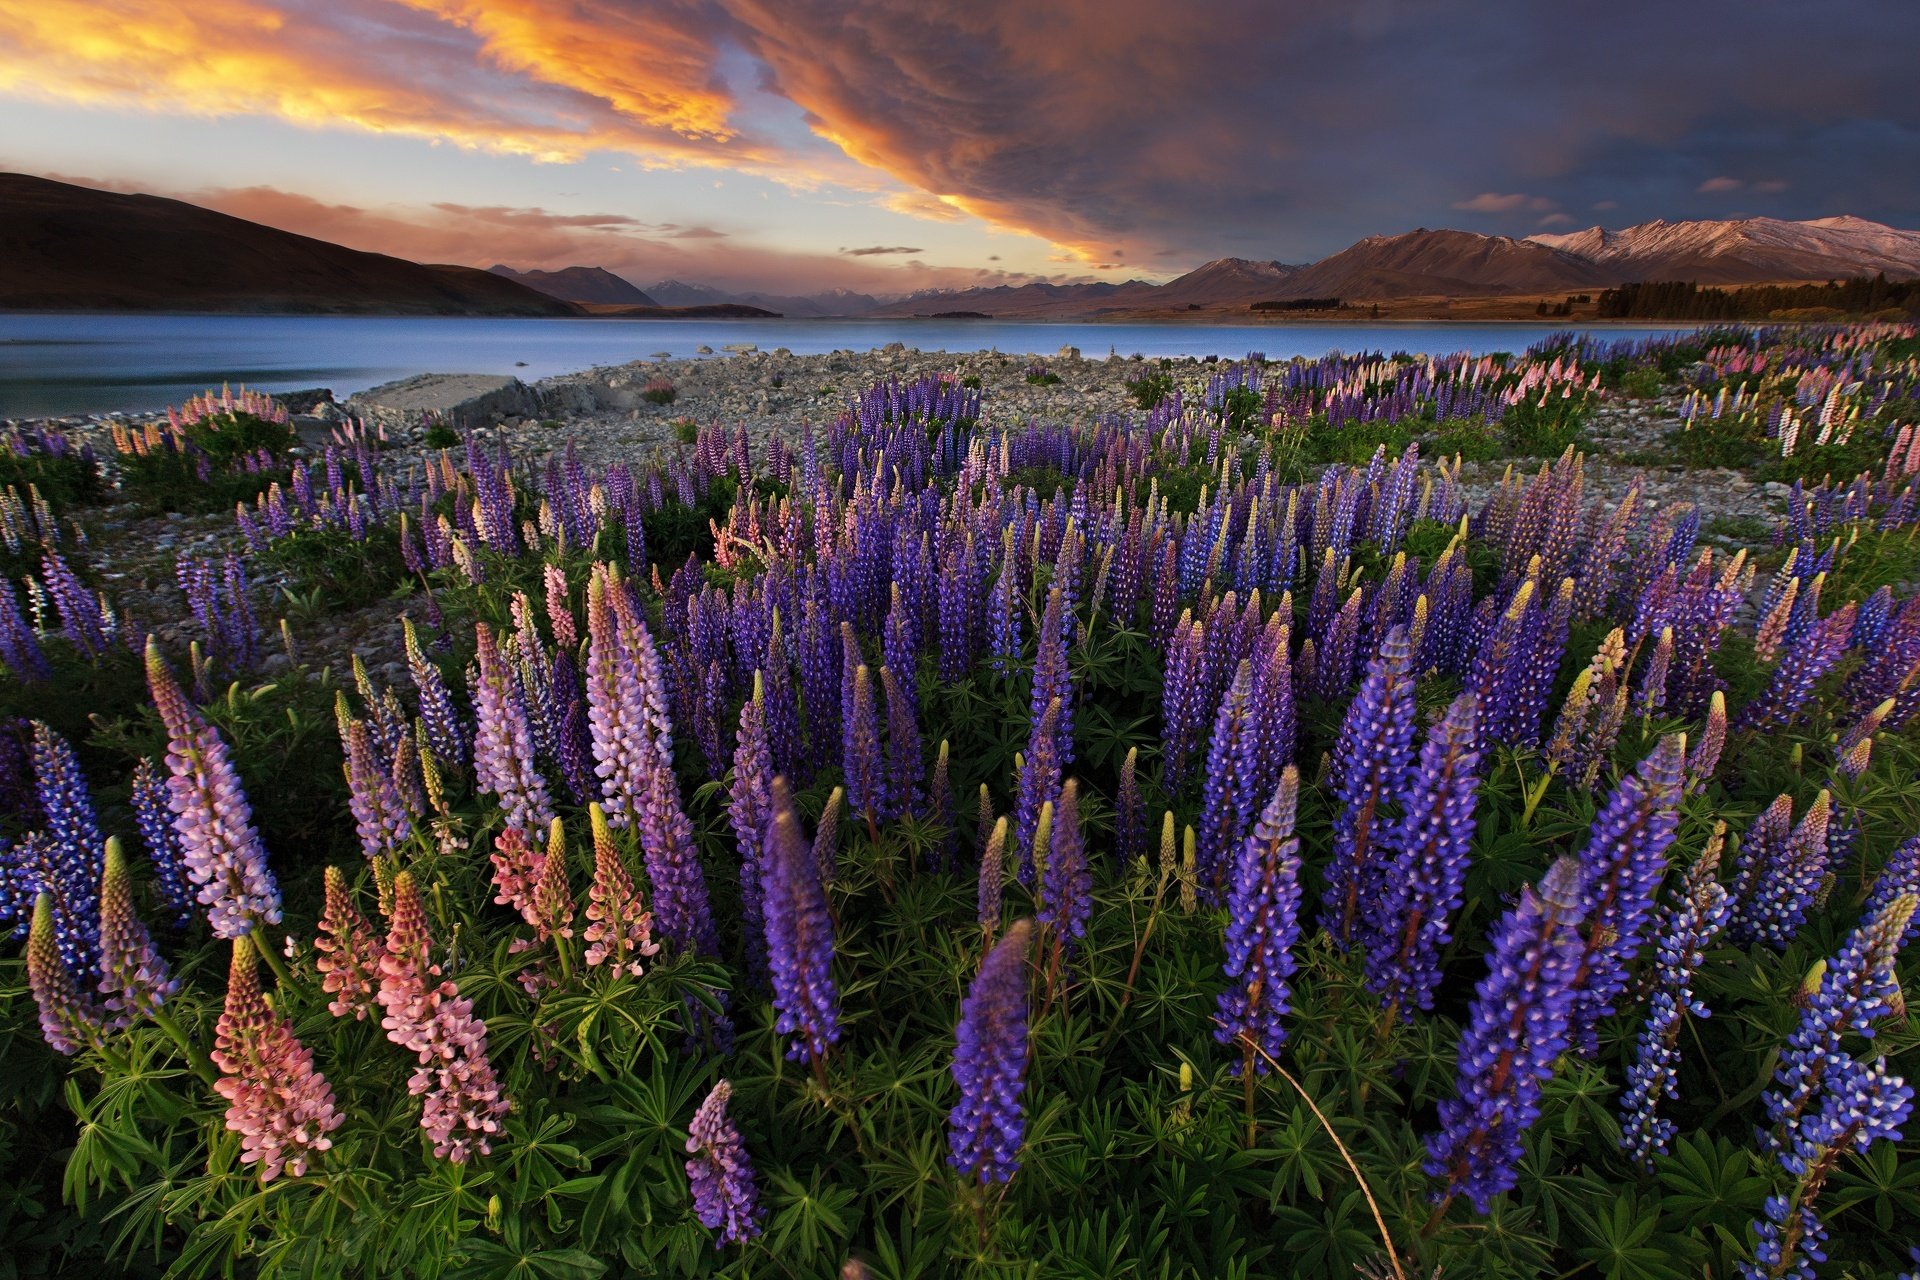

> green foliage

[{"left": 1124, "top": 369, "right": 1174, "bottom": 411}]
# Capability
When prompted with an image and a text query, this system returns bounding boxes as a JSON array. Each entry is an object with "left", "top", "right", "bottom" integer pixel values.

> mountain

[
  {"left": 1526, "top": 215, "right": 1920, "bottom": 285},
  {"left": 1273, "top": 229, "right": 1602, "bottom": 299},
  {"left": 1149, "top": 257, "right": 1302, "bottom": 307},
  {"left": 645, "top": 279, "right": 734, "bottom": 308},
  {"left": 488, "top": 264, "right": 656, "bottom": 306},
  {"left": 870, "top": 279, "right": 1139, "bottom": 317},
  {"left": 0, "top": 173, "right": 578, "bottom": 316},
  {"left": 645, "top": 280, "right": 880, "bottom": 315}
]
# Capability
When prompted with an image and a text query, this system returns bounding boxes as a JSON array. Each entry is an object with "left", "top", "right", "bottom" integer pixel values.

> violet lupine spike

[
  {"left": 1115, "top": 746, "right": 1145, "bottom": 867},
  {"left": 1688, "top": 690, "right": 1727, "bottom": 792},
  {"left": 1736, "top": 603, "right": 1858, "bottom": 732},
  {"left": 340, "top": 707, "right": 411, "bottom": 860},
  {"left": 1197, "top": 659, "right": 1257, "bottom": 901},
  {"left": 1364, "top": 693, "right": 1483, "bottom": 1022},
  {"left": 96, "top": 837, "right": 177, "bottom": 1028},
  {"left": 26, "top": 892, "right": 102, "bottom": 1055},
  {"left": 812, "top": 785, "right": 843, "bottom": 887},
  {"left": 948, "top": 917, "right": 1034, "bottom": 1185},
  {"left": 760, "top": 776, "right": 840, "bottom": 1065},
  {"left": 1322, "top": 625, "right": 1417, "bottom": 948},
  {"left": 470, "top": 621, "right": 555, "bottom": 835},
  {"left": 583, "top": 804, "right": 660, "bottom": 976},
  {"left": 1214, "top": 766, "right": 1305, "bottom": 1074},
  {"left": 1424, "top": 857, "right": 1587, "bottom": 1214},
  {"left": 636, "top": 738, "right": 721, "bottom": 959},
  {"left": 685, "top": 1080, "right": 763, "bottom": 1247},
  {"left": 131, "top": 758, "right": 192, "bottom": 928},
  {"left": 213, "top": 934, "right": 343, "bottom": 1182},
  {"left": 0, "top": 577, "right": 51, "bottom": 680},
  {"left": 1618, "top": 825, "right": 1730, "bottom": 1169},
  {"left": 1039, "top": 778, "right": 1091, "bottom": 952},
  {"left": 1030, "top": 586, "right": 1075, "bottom": 764},
  {"left": 929, "top": 739, "right": 957, "bottom": 871},
  {"left": 314, "top": 865, "right": 381, "bottom": 1021},
  {"left": 583, "top": 568, "right": 646, "bottom": 827},
  {"left": 1730, "top": 792, "right": 1834, "bottom": 951},
  {"left": 377, "top": 871, "right": 512, "bottom": 1164},
  {"left": 978, "top": 816, "right": 1009, "bottom": 934},
  {"left": 1862, "top": 833, "right": 1920, "bottom": 947},
  {"left": 842, "top": 662, "right": 885, "bottom": 830},
  {"left": 880, "top": 663, "right": 924, "bottom": 822},
  {"left": 727, "top": 674, "right": 774, "bottom": 979},
  {"left": 1565, "top": 734, "right": 1687, "bottom": 1056},
  {"left": 30, "top": 720, "right": 104, "bottom": 975},
  {"left": 402, "top": 618, "right": 466, "bottom": 769},
  {"left": 1013, "top": 697, "right": 1064, "bottom": 886},
  {"left": 145, "top": 638, "right": 281, "bottom": 939}
]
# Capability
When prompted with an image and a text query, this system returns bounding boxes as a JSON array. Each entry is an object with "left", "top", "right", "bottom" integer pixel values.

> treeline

[
  {"left": 1595, "top": 275, "right": 1920, "bottom": 319},
  {"left": 1250, "top": 297, "right": 1342, "bottom": 312}
]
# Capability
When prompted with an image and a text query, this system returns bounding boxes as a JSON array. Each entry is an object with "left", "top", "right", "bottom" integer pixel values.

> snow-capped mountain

[{"left": 1526, "top": 216, "right": 1920, "bottom": 284}]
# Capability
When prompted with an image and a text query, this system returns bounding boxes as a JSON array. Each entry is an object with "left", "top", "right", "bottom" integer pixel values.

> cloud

[
  {"left": 1452, "top": 192, "right": 1557, "bottom": 212},
  {"left": 1697, "top": 176, "right": 1744, "bottom": 192},
  {"left": 1753, "top": 178, "right": 1790, "bottom": 193},
  {"left": 1536, "top": 212, "right": 1575, "bottom": 227},
  {"left": 1592, "top": 200, "right": 1620, "bottom": 211},
  {"left": 840, "top": 245, "right": 924, "bottom": 256}
]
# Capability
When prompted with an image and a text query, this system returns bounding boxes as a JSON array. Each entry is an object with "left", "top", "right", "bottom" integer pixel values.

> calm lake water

[{"left": 0, "top": 313, "right": 1696, "bottom": 417}]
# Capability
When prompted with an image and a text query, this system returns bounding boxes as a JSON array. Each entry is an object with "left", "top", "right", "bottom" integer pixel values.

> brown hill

[
  {"left": 1273, "top": 229, "right": 1603, "bottom": 299},
  {"left": 0, "top": 173, "right": 579, "bottom": 316},
  {"left": 488, "top": 264, "right": 656, "bottom": 306}
]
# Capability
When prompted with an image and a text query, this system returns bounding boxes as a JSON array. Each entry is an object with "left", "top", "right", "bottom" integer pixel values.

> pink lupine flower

[
  {"left": 377, "top": 871, "right": 511, "bottom": 1163},
  {"left": 313, "top": 865, "right": 381, "bottom": 1021},
  {"left": 583, "top": 804, "right": 660, "bottom": 976},
  {"left": 211, "top": 935, "right": 343, "bottom": 1182}
]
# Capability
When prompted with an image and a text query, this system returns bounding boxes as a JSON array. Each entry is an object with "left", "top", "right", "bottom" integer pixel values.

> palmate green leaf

[
  {"left": 1571, "top": 1188, "right": 1703, "bottom": 1280},
  {"left": 1826, "top": 1138, "right": 1920, "bottom": 1235},
  {"left": 1653, "top": 1131, "right": 1770, "bottom": 1237},
  {"left": 763, "top": 1166, "right": 858, "bottom": 1260},
  {"left": 449, "top": 1222, "right": 608, "bottom": 1280}
]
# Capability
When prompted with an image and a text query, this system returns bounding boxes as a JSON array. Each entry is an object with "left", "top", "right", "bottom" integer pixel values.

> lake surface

[{"left": 0, "top": 313, "right": 1697, "bottom": 417}]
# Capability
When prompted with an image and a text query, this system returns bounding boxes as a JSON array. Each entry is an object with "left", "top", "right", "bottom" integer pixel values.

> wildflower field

[{"left": 3, "top": 325, "right": 1920, "bottom": 1278}]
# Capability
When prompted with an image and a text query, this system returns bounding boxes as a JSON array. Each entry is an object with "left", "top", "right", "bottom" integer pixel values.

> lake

[{"left": 0, "top": 312, "right": 1697, "bottom": 417}]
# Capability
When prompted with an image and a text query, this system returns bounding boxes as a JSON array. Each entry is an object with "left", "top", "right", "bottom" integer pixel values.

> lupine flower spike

[
  {"left": 97, "top": 836, "right": 178, "bottom": 1027},
  {"left": 212, "top": 934, "right": 343, "bottom": 1182},
  {"left": 761, "top": 777, "right": 840, "bottom": 1068},
  {"left": 1215, "top": 767, "right": 1305, "bottom": 1076},
  {"left": 685, "top": 1080, "right": 762, "bottom": 1246},
  {"left": 948, "top": 918, "right": 1034, "bottom": 1185}
]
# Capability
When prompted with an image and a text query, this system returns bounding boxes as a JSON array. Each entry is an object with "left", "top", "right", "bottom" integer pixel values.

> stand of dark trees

[
  {"left": 1595, "top": 275, "right": 1920, "bottom": 319},
  {"left": 1250, "top": 297, "right": 1342, "bottom": 312}
]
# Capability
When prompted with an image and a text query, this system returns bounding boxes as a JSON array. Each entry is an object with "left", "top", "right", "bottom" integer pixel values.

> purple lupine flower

[
  {"left": 146, "top": 639, "right": 281, "bottom": 939},
  {"left": 728, "top": 674, "right": 774, "bottom": 979},
  {"left": 402, "top": 618, "right": 466, "bottom": 769},
  {"left": 1746, "top": 895, "right": 1916, "bottom": 1280},
  {"left": 583, "top": 567, "right": 647, "bottom": 826},
  {"left": 1618, "top": 825, "right": 1729, "bottom": 1168},
  {"left": 812, "top": 785, "right": 843, "bottom": 887},
  {"left": 1039, "top": 778, "right": 1091, "bottom": 952},
  {"left": 1424, "top": 857, "right": 1587, "bottom": 1214},
  {"left": 1245, "top": 621, "right": 1297, "bottom": 803},
  {"left": 978, "top": 816, "right": 1008, "bottom": 934},
  {"left": 26, "top": 891, "right": 102, "bottom": 1055},
  {"left": 880, "top": 664, "right": 924, "bottom": 821},
  {"left": 0, "top": 577, "right": 51, "bottom": 680},
  {"left": 986, "top": 555, "right": 1022, "bottom": 677},
  {"left": 1197, "top": 659, "right": 1258, "bottom": 901},
  {"left": 470, "top": 622, "right": 554, "bottom": 835},
  {"left": 1729, "top": 792, "right": 1833, "bottom": 951},
  {"left": 1161, "top": 614, "right": 1207, "bottom": 789},
  {"left": 30, "top": 720, "right": 104, "bottom": 975},
  {"left": 929, "top": 739, "right": 957, "bottom": 871},
  {"left": 1323, "top": 625, "right": 1417, "bottom": 947},
  {"left": 1565, "top": 734, "right": 1687, "bottom": 1055},
  {"left": 1214, "top": 767, "right": 1304, "bottom": 1074},
  {"left": 1115, "top": 746, "right": 1145, "bottom": 866},
  {"left": 1862, "top": 832, "right": 1920, "bottom": 946},
  {"left": 948, "top": 918, "right": 1034, "bottom": 1184},
  {"left": 1030, "top": 586, "right": 1074, "bottom": 763},
  {"left": 96, "top": 836, "right": 177, "bottom": 1027},
  {"left": 340, "top": 708, "right": 412, "bottom": 860},
  {"left": 761, "top": 776, "right": 840, "bottom": 1065},
  {"left": 685, "top": 1080, "right": 763, "bottom": 1246},
  {"left": 1363, "top": 693, "right": 1482, "bottom": 1021},
  {"left": 131, "top": 758, "right": 192, "bottom": 928},
  {"left": 1013, "top": 697, "right": 1063, "bottom": 885},
  {"left": 1736, "top": 603, "right": 1858, "bottom": 732},
  {"left": 842, "top": 662, "right": 885, "bottom": 830}
]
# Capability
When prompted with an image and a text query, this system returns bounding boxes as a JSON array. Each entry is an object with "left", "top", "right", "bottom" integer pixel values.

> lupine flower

[
  {"left": 728, "top": 675, "right": 776, "bottom": 970},
  {"left": 1618, "top": 824, "right": 1730, "bottom": 1168},
  {"left": 761, "top": 777, "right": 840, "bottom": 1065},
  {"left": 842, "top": 663, "right": 885, "bottom": 829},
  {"left": 402, "top": 617, "right": 467, "bottom": 769},
  {"left": 1215, "top": 767, "right": 1304, "bottom": 1073},
  {"left": 1566, "top": 734, "right": 1686, "bottom": 1054},
  {"left": 340, "top": 705, "right": 412, "bottom": 860},
  {"left": 377, "top": 871, "right": 512, "bottom": 1163},
  {"left": 1364, "top": 694, "right": 1482, "bottom": 1021},
  {"left": 96, "top": 836, "right": 177, "bottom": 1027},
  {"left": 978, "top": 816, "right": 1008, "bottom": 935},
  {"left": 928, "top": 739, "right": 957, "bottom": 870},
  {"left": 470, "top": 622, "right": 555, "bottom": 834},
  {"left": 948, "top": 918, "right": 1033, "bottom": 1184},
  {"left": 685, "top": 1080, "right": 763, "bottom": 1246},
  {"left": 26, "top": 892, "right": 102, "bottom": 1055},
  {"left": 314, "top": 865, "right": 381, "bottom": 1021},
  {"left": 880, "top": 664, "right": 924, "bottom": 821},
  {"left": 1323, "top": 626, "right": 1417, "bottom": 946},
  {"left": 1197, "top": 659, "right": 1257, "bottom": 899},
  {"left": 1425, "top": 857, "right": 1587, "bottom": 1213},
  {"left": 1039, "top": 778, "right": 1091, "bottom": 952},
  {"left": 146, "top": 638, "right": 281, "bottom": 939},
  {"left": 212, "top": 935, "right": 343, "bottom": 1182},
  {"left": 1030, "top": 586, "right": 1074, "bottom": 763},
  {"left": 531, "top": 817, "right": 576, "bottom": 944},
  {"left": 1115, "top": 746, "right": 1145, "bottom": 866},
  {"left": 1862, "top": 832, "right": 1920, "bottom": 946},
  {"left": 30, "top": 720, "right": 104, "bottom": 975},
  {"left": 131, "top": 758, "right": 192, "bottom": 928},
  {"left": 812, "top": 785, "right": 843, "bottom": 887},
  {"left": 582, "top": 803, "right": 659, "bottom": 975},
  {"left": 1730, "top": 792, "right": 1833, "bottom": 951},
  {"left": 1688, "top": 690, "right": 1727, "bottom": 791},
  {"left": 1013, "top": 697, "right": 1063, "bottom": 884}
]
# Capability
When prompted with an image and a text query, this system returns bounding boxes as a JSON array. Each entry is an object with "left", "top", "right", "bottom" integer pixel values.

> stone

[{"left": 345, "top": 373, "right": 541, "bottom": 429}]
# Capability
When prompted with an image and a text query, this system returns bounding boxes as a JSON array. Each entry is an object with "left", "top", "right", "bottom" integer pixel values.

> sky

[{"left": 3, "top": 0, "right": 1917, "bottom": 298}]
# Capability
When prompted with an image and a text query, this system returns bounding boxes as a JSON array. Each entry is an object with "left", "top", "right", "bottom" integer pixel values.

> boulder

[{"left": 344, "top": 373, "right": 541, "bottom": 428}]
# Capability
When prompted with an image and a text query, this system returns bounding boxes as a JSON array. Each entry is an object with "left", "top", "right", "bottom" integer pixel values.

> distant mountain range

[
  {"left": 6, "top": 172, "right": 1919, "bottom": 319},
  {"left": 487, "top": 264, "right": 657, "bottom": 306},
  {"left": 0, "top": 173, "right": 575, "bottom": 316}
]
